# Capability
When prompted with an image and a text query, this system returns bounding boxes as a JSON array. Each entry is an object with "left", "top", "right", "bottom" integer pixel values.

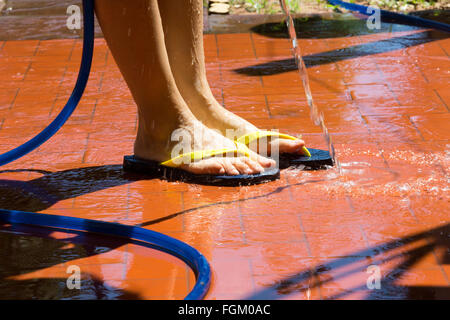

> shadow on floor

[
  {"left": 235, "top": 30, "right": 448, "bottom": 76},
  {"left": 244, "top": 223, "right": 450, "bottom": 300},
  {"left": 250, "top": 14, "right": 449, "bottom": 39},
  {"left": 0, "top": 165, "right": 331, "bottom": 227},
  {"left": 0, "top": 165, "right": 135, "bottom": 213}
]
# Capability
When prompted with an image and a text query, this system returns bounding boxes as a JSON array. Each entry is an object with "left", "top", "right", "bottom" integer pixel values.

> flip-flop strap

[
  {"left": 236, "top": 130, "right": 298, "bottom": 145},
  {"left": 161, "top": 142, "right": 251, "bottom": 168},
  {"left": 236, "top": 131, "right": 311, "bottom": 157}
]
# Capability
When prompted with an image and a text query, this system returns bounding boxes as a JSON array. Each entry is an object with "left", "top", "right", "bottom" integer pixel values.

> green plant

[
  {"left": 244, "top": 0, "right": 268, "bottom": 13},
  {"left": 229, "top": 0, "right": 446, "bottom": 14},
  {"left": 366, "top": 0, "right": 440, "bottom": 12},
  {"left": 286, "top": 0, "right": 301, "bottom": 12}
]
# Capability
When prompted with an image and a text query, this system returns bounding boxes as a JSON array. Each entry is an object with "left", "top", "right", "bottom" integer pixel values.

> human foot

[
  {"left": 179, "top": 88, "right": 307, "bottom": 158},
  {"left": 133, "top": 103, "right": 275, "bottom": 176}
]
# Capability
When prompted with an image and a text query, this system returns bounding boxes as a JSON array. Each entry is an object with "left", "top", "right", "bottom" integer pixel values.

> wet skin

[{"left": 94, "top": 0, "right": 305, "bottom": 176}]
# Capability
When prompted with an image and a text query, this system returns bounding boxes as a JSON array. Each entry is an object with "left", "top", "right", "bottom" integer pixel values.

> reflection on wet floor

[
  {"left": 0, "top": 224, "right": 193, "bottom": 299},
  {"left": 0, "top": 12, "right": 449, "bottom": 299},
  {"left": 235, "top": 30, "right": 448, "bottom": 76},
  {"left": 244, "top": 223, "right": 449, "bottom": 299}
]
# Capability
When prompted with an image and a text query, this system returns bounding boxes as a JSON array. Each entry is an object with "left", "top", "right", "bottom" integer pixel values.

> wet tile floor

[{"left": 0, "top": 25, "right": 449, "bottom": 299}]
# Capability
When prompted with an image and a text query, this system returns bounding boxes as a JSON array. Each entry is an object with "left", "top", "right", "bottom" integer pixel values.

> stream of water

[{"left": 279, "top": 0, "right": 340, "bottom": 171}]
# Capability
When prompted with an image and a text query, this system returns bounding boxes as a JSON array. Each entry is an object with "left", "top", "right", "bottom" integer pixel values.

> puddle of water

[{"left": 0, "top": 224, "right": 191, "bottom": 299}]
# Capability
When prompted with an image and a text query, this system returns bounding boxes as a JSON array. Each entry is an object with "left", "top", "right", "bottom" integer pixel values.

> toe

[
  {"left": 243, "top": 157, "right": 264, "bottom": 173},
  {"left": 208, "top": 160, "right": 226, "bottom": 175},
  {"left": 257, "top": 154, "right": 276, "bottom": 168},
  {"left": 275, "top": 138, "right": 305, "bottom": 154},
  {"left": 247, "top": 149, "right": 276, "bottom": 167},
  {"left": 184, "top": 159, "right": 225, "bottom": 175},
  {"left": 233, "top": 158, "right": 253, "bottom": 175},
  {"left": 222, "top": 158, "right": 240, "bottom": 176}
]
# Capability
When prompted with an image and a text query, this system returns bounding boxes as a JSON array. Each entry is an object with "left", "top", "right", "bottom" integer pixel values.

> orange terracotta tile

[
  {"left": 242, "top": 214, "right": 304, "bottom": 243},
  {"left": 410, "top": 113, "right": 450, "bottom": 141},
  {"left": 209, "top": 247, "right": 254, "bottom": 294},
  {"left": 0, "top": 30, "right": 449, "bottom": 300},
  {"left": 252, "top": 273, "right": 320, "bottom": 300},
  {"left": 303, "top": 224, "right": 368, "bottom": 257},
  {"left": 1, "top": 40, "right": 39, "bottom": 57},
  {"left": 362, "top": 114, "right": 424, "bottom": 142}
]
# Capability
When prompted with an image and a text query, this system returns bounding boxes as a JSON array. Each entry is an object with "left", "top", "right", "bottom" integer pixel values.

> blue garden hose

[
  {"left": 0, "top": 0, "right": 211, "bottom": 300},
  {"left": 327, "top": 0, "right": 450, "bottom": 33}
]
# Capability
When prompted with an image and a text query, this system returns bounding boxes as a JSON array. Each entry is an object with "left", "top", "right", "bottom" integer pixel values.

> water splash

[{"left": 279, "top": 0, "right": 340, "bottom": 171}]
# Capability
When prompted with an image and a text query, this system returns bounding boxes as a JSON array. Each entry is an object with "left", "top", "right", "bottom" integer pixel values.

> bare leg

[
  {"left": 94, "top": 0, "right": 274, "bottom": 175},
  {"left": 158, "top": 0, "right": 306, "bottom": 155}
]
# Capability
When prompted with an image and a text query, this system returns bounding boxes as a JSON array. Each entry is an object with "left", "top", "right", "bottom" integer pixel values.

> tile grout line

[
  {"left": 405, "top": 49, "right": 430, "bottom": 84},
  {"left": 295, "top": 214, "right": 313, "bottom": 257},
  {"left": 358, "top": 224, "right": 371, "bottom": 250},
  {"left": 180, "top": 191, "right": 186, "bottom": 232},
  {"left": 407, "top": 115, "right": 426, "bottom": 142},
  {"left": 406, "top": 201, "right": 421, "bottom": 224},
  {"left": 237, "top": 201, "right": 248, "bottom": 245},
  {"left": 354, "top": 36, "right": 403, "bottom": 106},
  {"left": 433, "top": 88, "right": 450, "bottom": 112},
  {"left": 263, "top": 94, "right": 273, "bottom": 119},
  {"left": 286, "top": 177, "right": 317, "bottom": 254},
  {"left": 32, "top": 40, "right": 41, "bottom": 56},
  {"left": 104, "top": 43, "right": 110, "bottom": 64},
  {"left": 339, "top": 35, "right": 390, "bottom": 168},
  {"left": 292, "top": 185, "right": 323, "bottom": 300},
  {"left": 94, "top": 45, "right": 107, "bottom": 125},
  {"left": 8, "top": 87, "right": 20, "bottom": 111},
  {"left": 20, "top": 42, "right": 40, "bottom": 84},
  {"left": 47, "top": 66, "right": 67, "bottom": 117},
  {"left": 125, "top": 183, "right": 131, "bottom": 220},
  {"left": 435, "top": 41, "right": 449, "bottom": 57},
  {"left": 81, "top": 132, "right": 91, "bottom": 163},
  {"left": 355, "top": 35, "right": 424, "bottom": 162},
  {"left": 47, "top": 40, "right": 78, "bottom": 117},
  {"left": 67, "top": 38, "right": 77, "bottom": 62},
  {"left": 370, "top": 62, "right": 402, "bottom": 106},
  {"left": 248, "top": 258, "right": 257, "bottom": 293},
  {"left": 89, "top": 98, "right": 99, "bottom": 124},
  {"left": 179, "top": 191, "right": 190, "bottom": 294}
]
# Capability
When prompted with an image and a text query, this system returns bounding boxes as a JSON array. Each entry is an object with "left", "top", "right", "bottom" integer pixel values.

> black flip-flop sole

[
  {"left": 278, "top": 148, "right": 334, "bottom": 169},
  {"left": 123, "top": 155, "right": 280, "bottom": 186}
]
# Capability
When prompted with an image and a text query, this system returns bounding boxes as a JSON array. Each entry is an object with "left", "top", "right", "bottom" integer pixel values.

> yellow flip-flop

[
  {"left": 123, "top": 142, "right": 280, "bottom": 186},
  {"left": 236, "top": 130, "right": 333, "bottom": 169}
]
